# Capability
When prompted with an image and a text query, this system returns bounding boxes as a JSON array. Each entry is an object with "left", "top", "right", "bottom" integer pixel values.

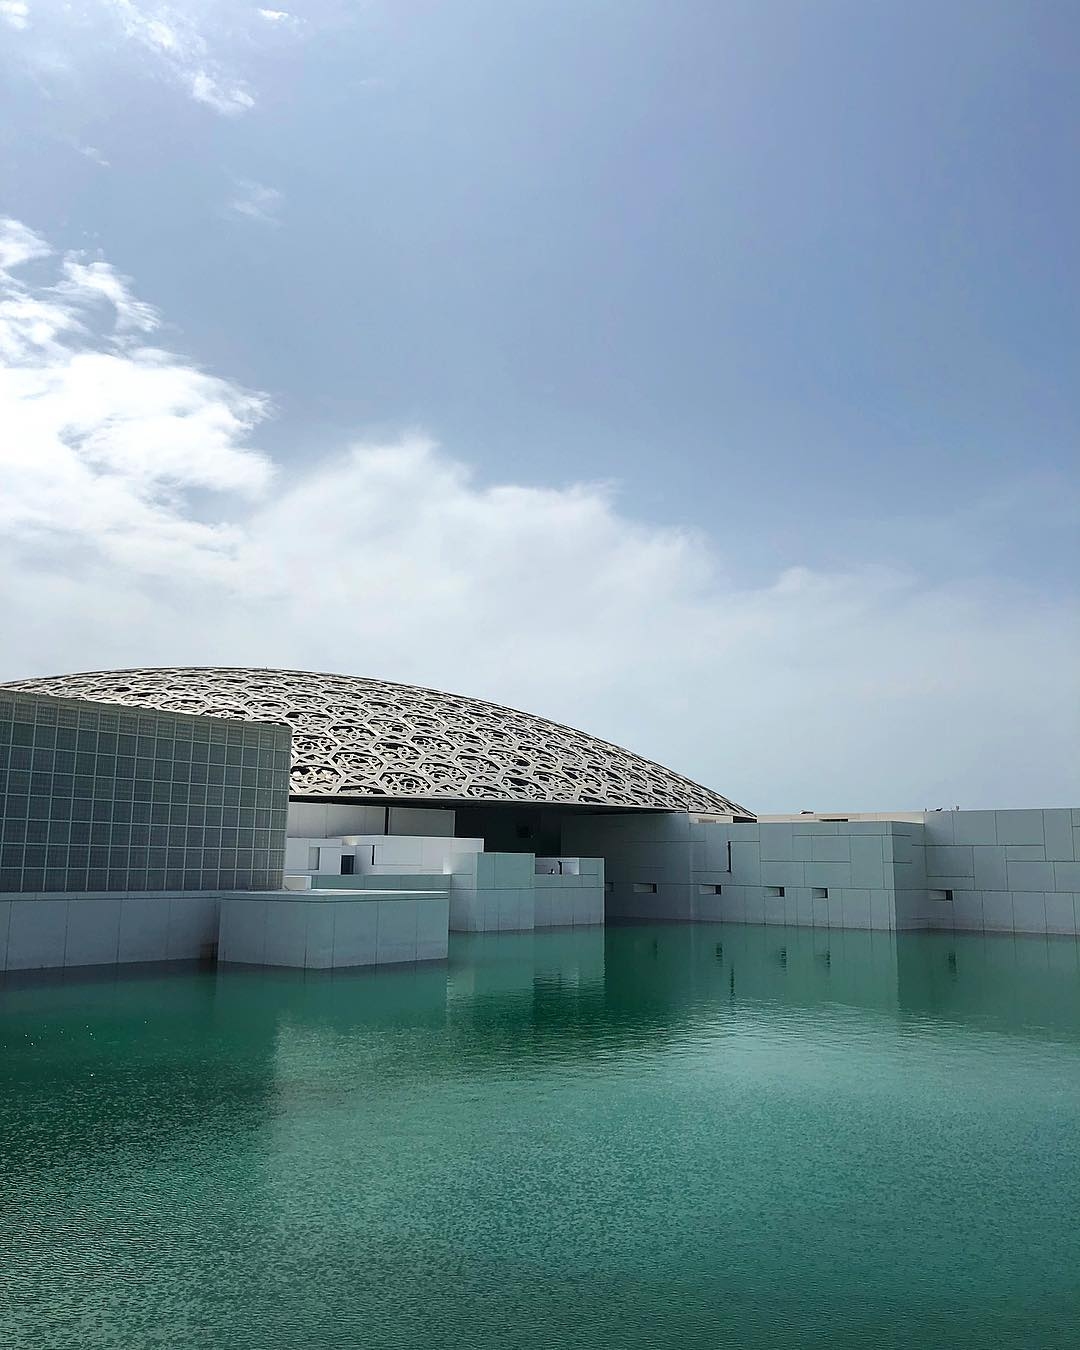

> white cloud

[
  {"left": 0, "top": 219, "right": 272, "bottom": 584},
  {"left": 58, "top": 258, "right": 160, "bottom": 331},
  {"left": 76, "top": 144, "right": 111, "bottom": 167},
  {"left": 226, "top": 179, "right": 283, "bottom": 225},
  {"left": 0, "top": 217, "right": 50, "bottom": 271},
  {"left": 0, "top": 219, "right": 1076, "bottom": 811},
  {"left": 0, "top": 0, "right": 29, "bottom": 30},
  {"left": 103, "top": 0, "right": 256, "bottom": 113},
  {"left": 188, "top": 69, "right": 255, "bottom": 115},
  {"left": 257, "top": 9, "right": 291, "bottom": 22}
]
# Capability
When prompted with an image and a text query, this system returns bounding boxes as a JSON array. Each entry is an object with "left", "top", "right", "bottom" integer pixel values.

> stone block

[
  {"left": 926, "top": 874, "right": 975, "bottom": 892},
  {"left": 305, "top": 902, "right": 336, "bottom": 968},
  {"left": 922, "top": 813, "right": 955, "bottom": 845},
  {"left": 495, "top": 853, "right": 532, "bottom": 887},
  {"left": 762, "top": 896, "right": 786, "bottom": 926},
  {"left": 415, "top": 940, "right": 447, "bottom": 962},
  {"left": 850, "top": 836, "right": 885, "bottom": 888},
  {"left": 758, "top": 824, "right": 794, "bottom": 861},
  {"left": 1044, "top": 893, "right": 1078, "bottom": 935},
  {"left": 792, "top": 834, "right": 812, "bottom": 862},
  {"left": 1053, "top": 861, "right": 1080, "bottom": 891},
  {"left": 118, "top": 897, "right": 171, "bottom": 963},
  {"left": 378, "top": 898, "right": 419, "bottom": 947},
  {"left": 695, "top": 892, "right": 723, "bottom": 922},
  {"left": 264, "top": 901, "right": 310, "bottom": 966},
  {"left": 980, "top": 892, "right": 1015, "bottom": 932},
  {"left": 950, "top": 893, "right": 984, "bottom": 933},
  {"left": 729, "top": 842, "right": 761, "bottom": 884},
  {"left": 332, "top": 901, "right": 380, "bottom": 967},
  {"left": 926, "top": 845, "right": 974, "bottom": 878},
  {"left": 416, "top": 898, "right": 449, "bottom": 943},
  {"left": 1010, "top": 892, "right": 1047, "bottom": 935},
  {"left": 803, "top": 861, "right": 852, "bottom": 889},
  {"left": 65, "top": 897, "right": 121, "bottom": 967},
  {"left": 1006, "top": 860, "right": 1054, "bottom": 891},
  {"left": 167, "top": 896, "right": 218, "bottom": 959},
  {"left": 869, "top": 890, "right": 894, "bottom": 930},
  {"left": 449, "top": 889, "right": 480, "bottom": 932},
  {"left": 761, "top": 860, "right": 805, "bottom": 889},
  {"left": 496, "top": 894, "right": 520, "bottom": 931},
  {"left": 7, "top": 899, "right": 69, "bottom": 970},
  {"left": 840, "top": 890, "right": 872, "bottom": 929},
  {"left": 376, "top": 942, "right": 419, "bottom": 965},
  {"left": 1043, "top": 812, "right": 1075, "bottom": 861},
  {"left": 973, "top": 848, "right": 1007, "bottom": 891},
  {"left": 994, "top": 810, "right": 1044, "bottom": 846},
  {"left": 810, "top": 834, "right": 850, "bottom": 863},
  {"left": 951, "top": 812, "right": 997, "bottom": 845}
]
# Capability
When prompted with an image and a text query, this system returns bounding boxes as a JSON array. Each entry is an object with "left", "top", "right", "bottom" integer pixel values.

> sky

[{"left": 1, "top": 0, "right": 1077, "bottom": 812}]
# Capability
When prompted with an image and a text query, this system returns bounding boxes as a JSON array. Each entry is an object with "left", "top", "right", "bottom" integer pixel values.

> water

[{"left": 2, "top": 924, "right": 1080, "bottom": 1350}]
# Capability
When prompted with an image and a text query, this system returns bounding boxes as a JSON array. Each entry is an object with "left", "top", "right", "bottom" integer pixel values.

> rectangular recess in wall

[
  {"left": 929, "top": 889, "right": 954, "bottom": 902},
  {"left": 812, "top": 887, "right": 829, "bottom": 900},
  {"left": 307, "top": 846, "right": 319, "bottom": 870},
  {"left": 633, "top": 882, "right": 658, "bottom": 894},
  {"left": 698, "top": 883, "right": 723, "bottom": 895},
  {"left": 766, "top": 885, "right": 785, "bottom": 898}
]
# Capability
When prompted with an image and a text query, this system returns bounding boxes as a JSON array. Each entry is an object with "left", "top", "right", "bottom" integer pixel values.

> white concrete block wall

[
  {"left": 218, "top": 894, "right": 448, "bottom": 968},
  {"left": 0, "top": 892, "right": 222, "bottom": 971},
  {"left": 562, "top": 809, "right": 1079, "bottom": 936},
  {"left": 533, "top": 859, "right": 605, "bottom": 928},
  {"left": 917, "top": 808, "right": 1078, "bottom": 936},
  {"left": 387, "top": 806, "right": 455, "bottom": 837},
  {"left": 286, "top": 802, "right": 386, "bottom": 838}
]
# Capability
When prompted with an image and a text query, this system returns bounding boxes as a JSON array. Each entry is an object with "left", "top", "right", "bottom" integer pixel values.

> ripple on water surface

[{"left": 2, "top": 925, "right": 1080, "bottom": 1350}]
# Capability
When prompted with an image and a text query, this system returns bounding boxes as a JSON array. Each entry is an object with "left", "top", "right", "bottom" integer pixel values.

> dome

[{"left": 1, "top": 667, "right": 750, "bottom": 815}]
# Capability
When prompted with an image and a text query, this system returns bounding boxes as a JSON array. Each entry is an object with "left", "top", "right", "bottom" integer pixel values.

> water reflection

[{"left": 2, "top": 924, "right": 1080, "bottom": 1350}]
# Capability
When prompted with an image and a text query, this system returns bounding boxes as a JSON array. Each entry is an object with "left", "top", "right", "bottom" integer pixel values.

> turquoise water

[{"left": 3, "top": 925, "right": 1080, "bottom": 1350}]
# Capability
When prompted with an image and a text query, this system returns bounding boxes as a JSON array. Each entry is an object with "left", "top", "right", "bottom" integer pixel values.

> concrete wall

[
  {"left": 920, "top": 808, "right": 1079, "bottom": 936},
  {"left": 284, "top": 833, "right": 482, "bottom": 877},
  {"left": 0, "top": 891, "right": 223, "bottom": 971},
  {"left": 447, "top": 851, "right": 536, "bottom": 932},
  {"left": 286, "top": 802, "right": 456, "bottom": 838},
  {"left": 218, "top": 893, "right": 448, "bottom": 969},
  {"left": 446, "top": 852, "right": 605, "bottom": 932},
  {"left": 534, "top": 859, "right": 605, "bottom": 927},
  {"left": 562, "top": 808, "right": 1080, "bottom": 936}
]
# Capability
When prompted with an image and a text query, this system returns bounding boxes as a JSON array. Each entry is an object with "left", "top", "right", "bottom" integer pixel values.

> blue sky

[{"left": 0, "top": 1, "right": 1077, "bottom": 810}]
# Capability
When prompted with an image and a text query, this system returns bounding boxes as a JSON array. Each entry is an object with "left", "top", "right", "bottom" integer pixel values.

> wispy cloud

[
  {"left": 75, "top": 144, "right": 111, "bottom": 168},
  {"left": 0, "top": 219, "right": 1076, "bottom": 810},
  {"left": 0, "top": 0, "right": 29, "bottom": 31},
  {"left": 226, "top": 179, "right": 283, "bottom": 225},
  {"left": 103, "top": 0, "right": 255, "bottom": 114},
  {"left": 257, "top": 8, "right": 292, "bottom": 23}
]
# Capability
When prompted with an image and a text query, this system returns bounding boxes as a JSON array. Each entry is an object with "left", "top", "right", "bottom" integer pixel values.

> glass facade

[{"left": 0, "top": 690, "right": 290, "bottom": 894}]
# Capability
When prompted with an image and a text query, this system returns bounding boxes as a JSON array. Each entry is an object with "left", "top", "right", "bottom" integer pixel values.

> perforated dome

[{"left": 2, "top": 667, "right": 750, "bottom": 815}]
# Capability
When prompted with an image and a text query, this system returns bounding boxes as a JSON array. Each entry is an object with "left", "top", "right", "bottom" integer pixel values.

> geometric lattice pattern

[{"left": 1, "top": 667, "right": 751, "bottom": 815}]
